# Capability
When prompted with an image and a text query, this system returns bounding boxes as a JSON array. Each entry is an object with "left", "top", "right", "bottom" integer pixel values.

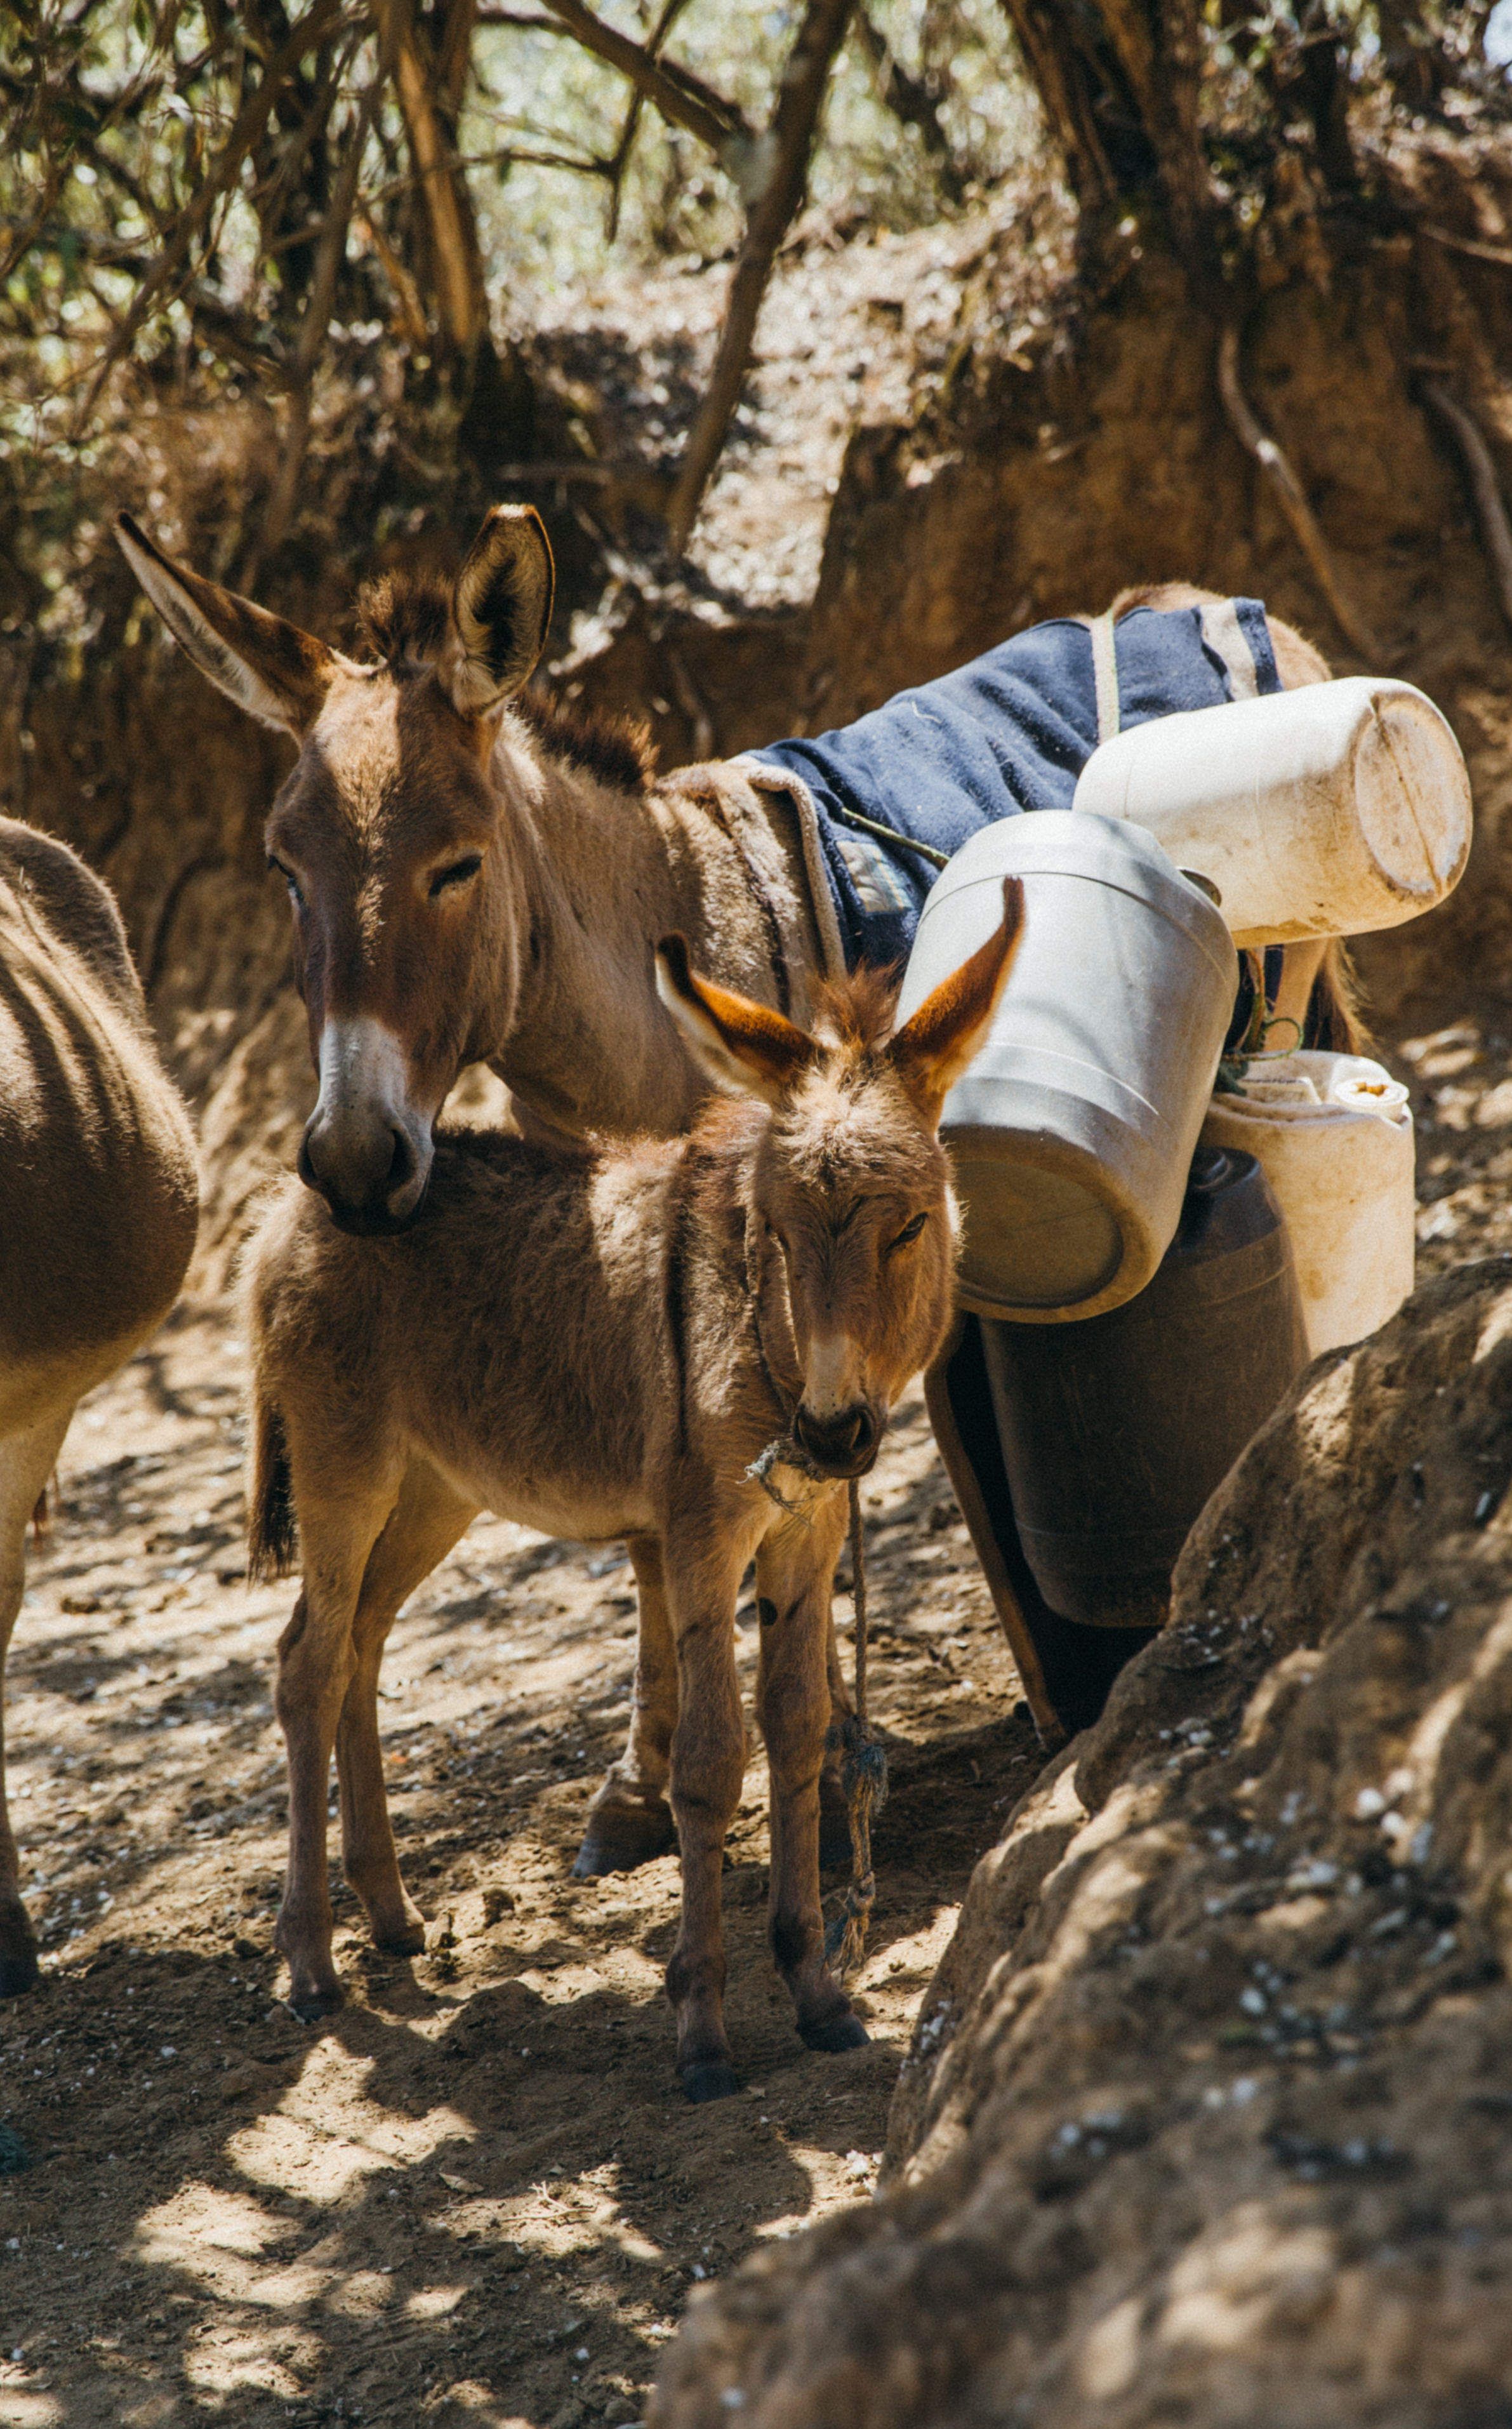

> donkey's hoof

[
  {"left": 818, "top": 1774, "right": 851, "bottom": 1871},
  {"left": 0, "top": 1946, "right": 40, "bottom": 1999},
  {"left": 286, "top": 1985, "right": 344, "bottom": 2023},
  {"left": 800, "top": 2012, "right": 869, "bottom": 2054},
  {"left": 680, "top": 2060, "right": 741, "bottom": 2105},
  {"left": 572, "top": 1800, "right": 677, "bottom": 1879},
  {"left": 373, "top": 1922, "right": 427, "bottom": 1956}
]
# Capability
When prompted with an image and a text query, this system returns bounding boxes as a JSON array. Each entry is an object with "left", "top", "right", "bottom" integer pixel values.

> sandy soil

[
  {"left": 0, "top": 1303, "right": 1040, "bottom": 2429},
  {"left": 0, "top": 988, "right": 1483, "bottom": 2429}
]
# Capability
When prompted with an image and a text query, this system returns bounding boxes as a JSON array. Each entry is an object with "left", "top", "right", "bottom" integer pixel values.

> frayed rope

[{"left": 823, "top": 1479, "right": 887, "bottom": 1983}]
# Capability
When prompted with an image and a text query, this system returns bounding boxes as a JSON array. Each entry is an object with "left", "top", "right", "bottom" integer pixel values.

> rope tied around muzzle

[{"left": 823, "top": 1479, "right": 887, "bottom": 1983}]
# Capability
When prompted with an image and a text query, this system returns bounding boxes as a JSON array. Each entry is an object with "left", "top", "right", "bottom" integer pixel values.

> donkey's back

[
  {"left": 0, "top": 820, "right": 198, "bottom": 1400},
  {"left": 246, "top": 1126, "right": 678, "bottom": 1556}
]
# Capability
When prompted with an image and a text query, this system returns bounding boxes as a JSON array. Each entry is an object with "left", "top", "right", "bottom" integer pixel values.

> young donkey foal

[{"left": 245, "top": 889, "right": 1022, "bottom": 2096}]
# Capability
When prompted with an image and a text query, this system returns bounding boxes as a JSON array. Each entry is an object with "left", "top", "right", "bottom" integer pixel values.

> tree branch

[
  {"left": 1218, "top": 323, "right": 1385, "bottom": 662},
  {"left": 381, "top": 0, "right": 489, "bottom": 356},
  {"left": 538, "top": 0, "right": 753, "bottom": 159},
  {"left": 666, "top": 0, "right": 856, "bottom": 554},
  {"left": 994, "top": 0, "right": 1113, "bottom": 207},
  {"left": 259, "top": 19, "right": 401, "bottom": 566},
  {"left": 604, "top": 0, "right": 693, "bottom": 243},
  {"left": 69, "top": 0, "right": 350, "bottom": 431},
  {"left": 852, "top": 5, "right": 964, "bottom": 203},
  {"left": 1422, "top": 381, "right": 1512, "bottom": 637}
]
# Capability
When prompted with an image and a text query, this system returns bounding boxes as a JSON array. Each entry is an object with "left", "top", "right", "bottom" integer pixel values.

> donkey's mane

[{"left": 513, "top": 689, "right": 657, "bottom": 798}]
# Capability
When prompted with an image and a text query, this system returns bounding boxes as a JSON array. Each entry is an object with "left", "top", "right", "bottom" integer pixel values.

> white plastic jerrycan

[
  {"left": 1199, "top": 1049, "right": 1416, "bottom": 1355},
  {"left": 894, "top": 810, "right": 1235, "bottom": 1323},
  {"left": 1072, "top": 677, "right": 1471, "bottom": 947}
]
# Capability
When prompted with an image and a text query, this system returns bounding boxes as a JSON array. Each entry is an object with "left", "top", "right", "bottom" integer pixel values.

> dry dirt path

[
  {"left": 0, "top": 995, "right": 1493, "bottom": 2429},
  {"left": 0, "top": 1305, "right": 1038, "bottom": 2429}
]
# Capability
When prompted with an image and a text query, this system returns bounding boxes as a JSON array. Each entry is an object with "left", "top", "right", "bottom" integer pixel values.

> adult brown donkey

[
  {"left": 0, "top": 820, "right": 199, "bottom": 1992},
  {"left": 243, "top": 895, "right": 1021, "bottom": 2089},
  {"left": 114, "top": 505, "right": 1358, "bottom": 1851}
]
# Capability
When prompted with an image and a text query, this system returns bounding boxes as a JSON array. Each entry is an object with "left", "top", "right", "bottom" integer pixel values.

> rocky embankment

[{"left": 652, "top": 1258, "right": 1512, "bottom": 2427}]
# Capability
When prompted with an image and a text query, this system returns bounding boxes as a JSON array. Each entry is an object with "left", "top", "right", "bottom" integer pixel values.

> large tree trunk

[
  {"left": 1002, "top": 0, "right": 1216, "bottom": 281},
  {"left": 997, "top": 0, "right": 1115, "bottom": 208}
]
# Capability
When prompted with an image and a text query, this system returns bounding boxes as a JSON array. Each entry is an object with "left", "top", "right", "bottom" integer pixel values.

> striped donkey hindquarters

[{"left": 0, "top": 818, "right": 198, "bottom": 1997}]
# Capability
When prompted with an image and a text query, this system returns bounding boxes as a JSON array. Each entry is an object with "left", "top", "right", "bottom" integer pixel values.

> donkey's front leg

[
  {"left": 0, "top": 1407, "right": 71, "bottom": 1996},
  {"left": 756, "top": 1493, "right": 868, "bottom": 2054},
  {"left": 573, "top": 1534, "right": 679, "bottom": 1878},
  {"left": 337, "top": 1460, "right": 480, "bottom": 1952},
  {"left": 665, "top": 1531, "right": 752, "bottom": 2103}
]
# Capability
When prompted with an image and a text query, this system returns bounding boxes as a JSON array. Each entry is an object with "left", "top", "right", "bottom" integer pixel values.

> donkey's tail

[{"left": 248, "top": 1395, "right": 298, "bottom": 1584}]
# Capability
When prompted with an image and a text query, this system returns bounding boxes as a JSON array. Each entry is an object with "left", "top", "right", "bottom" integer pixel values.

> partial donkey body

[
  {"left": 0, "top": 820, "right": 199, "bottom": 1992},
  {"left": 242, "top": 894, "right": 1021, "bottom": 2092},
  {"left": 117, "top": 507, "right": 1362, "bottom": 1832}
]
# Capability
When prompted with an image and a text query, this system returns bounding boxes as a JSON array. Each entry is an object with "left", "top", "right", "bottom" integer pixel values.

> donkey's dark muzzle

[
  {"left": 792, "top": 1401, "right": 881, "bottom": 1480},
  {"left": 298, "top": 1113, "right": 430, "bottom": 1235}
]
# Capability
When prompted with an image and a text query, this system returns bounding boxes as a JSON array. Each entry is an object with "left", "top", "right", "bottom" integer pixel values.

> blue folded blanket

[{"left": 750, "top": 597, "right": 1283, "bottom": 1042}]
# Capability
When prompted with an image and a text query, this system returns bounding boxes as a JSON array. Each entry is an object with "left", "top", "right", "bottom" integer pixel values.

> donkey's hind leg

[
  {"left": 0, "top": 1405, "right": 72, "bottom": 1995},
  {"left": 663, "top": 1518, "right": 759, "bottom": 2102},
  {"left": 336, "top": 1458, "right": 479, "bottom": 1952},
  {"left": 573, "top": 1534, "right": 679, "bottom": 1877}
]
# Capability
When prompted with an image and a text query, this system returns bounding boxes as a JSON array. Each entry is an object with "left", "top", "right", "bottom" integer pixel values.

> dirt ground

[
  {"left": 0, "top": 976, "right": 1489, "bottom": 2429},
  {"left": 0, "top": 1279, "right": 1044, "bottom": 2429}
]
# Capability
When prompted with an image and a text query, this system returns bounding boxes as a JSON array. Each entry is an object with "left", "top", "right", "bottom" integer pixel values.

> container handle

[{"left": 1085, "top": 611, "right": 1121, "bottom": 745}]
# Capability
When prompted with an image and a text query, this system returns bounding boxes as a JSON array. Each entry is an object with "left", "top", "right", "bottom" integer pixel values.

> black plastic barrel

[{"left": 980, "top": 1146, "right": 1308, "bottom": 1628}]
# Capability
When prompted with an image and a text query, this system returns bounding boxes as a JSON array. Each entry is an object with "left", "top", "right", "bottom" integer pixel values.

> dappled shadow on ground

[{"left": 0, "top": 1321, "right": 1035, "bottom": 2428}]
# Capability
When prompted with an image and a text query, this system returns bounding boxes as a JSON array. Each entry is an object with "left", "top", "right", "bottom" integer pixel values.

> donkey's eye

[
  {"left": 269, "top": 855, "right": 304, "bottom": 908},
  {"left": 889, "top": 1212, "right": 927, "bottom": 1253},
  {"left": 430, "top": 853, "right": 483, "bottom": 898}
]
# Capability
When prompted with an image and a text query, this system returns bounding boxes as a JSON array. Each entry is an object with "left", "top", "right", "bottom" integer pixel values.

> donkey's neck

[{"left": 488, "top": 743, "right": 830, "bottom": 1142}]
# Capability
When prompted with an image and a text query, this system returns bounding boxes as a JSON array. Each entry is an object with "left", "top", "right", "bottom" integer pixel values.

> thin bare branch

[
  {"left": 666, "top": 0, "right": 856, "bottom": 555},
  {"left": 853, "top": 5, "right": 964, "bottom": 203},
  {"left": 1218, "top": 322, "right": 1386, "bottom": 662},
  {"left": 356, "top": 210, "right": 429, "bottom": 344},
  {"left": 606, "top": 0, "right": 692, "bottom": 242},
  {"left": 69, "top": 0, "right": 350, "bottom": 432},
  {"left": 261, "top": 18, "right": 401, "bottom": 563},
  {"left": 1423, "top": 222, "right": 1512, "bottom": 269},
  {"left": 1422, "top": 381, "right": 1512, "bottom": 636},
  {"left": 381, "top": 0, "right": 488, "bottom": 354},
  {"left": 538, "top": 0, "right": 753, "bottom": 159}
]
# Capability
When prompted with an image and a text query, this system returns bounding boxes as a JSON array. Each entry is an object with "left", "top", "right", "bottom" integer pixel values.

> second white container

[
  {"left": 895, "top": 811, "right": 1236, "bottom": 1322},
  {"left": 1199, "top": 1049, "right": 1416, "bottom": 1355},
  {"left": 1071, "top": 677, "right": 1472, "bottom": 947}
]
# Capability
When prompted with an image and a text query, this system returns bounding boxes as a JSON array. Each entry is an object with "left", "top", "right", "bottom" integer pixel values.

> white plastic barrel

[
  {"left": 1199, "top": 1050, "right": 1416, "bottom": 1355},
  {"left": 895, "top": 811, "right": 1235, "bottom": 1324},
  {"left": 1071, "top": 678, "right": 1471, "bottom": 947}
]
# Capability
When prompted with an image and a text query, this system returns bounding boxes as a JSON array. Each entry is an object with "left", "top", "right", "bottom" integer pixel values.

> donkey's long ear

[
  {"left": 656, "top": 934, "right": 816, "bottom": 1105},
  {"left": 440, "top": 505, "right": 555, "bottom": 717},
  {"left": 889, "top": 876, "right": 1025, "bottom": 1124},
  {"left": 114, "top": 512, "right": 340, "bottom": 736}
]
